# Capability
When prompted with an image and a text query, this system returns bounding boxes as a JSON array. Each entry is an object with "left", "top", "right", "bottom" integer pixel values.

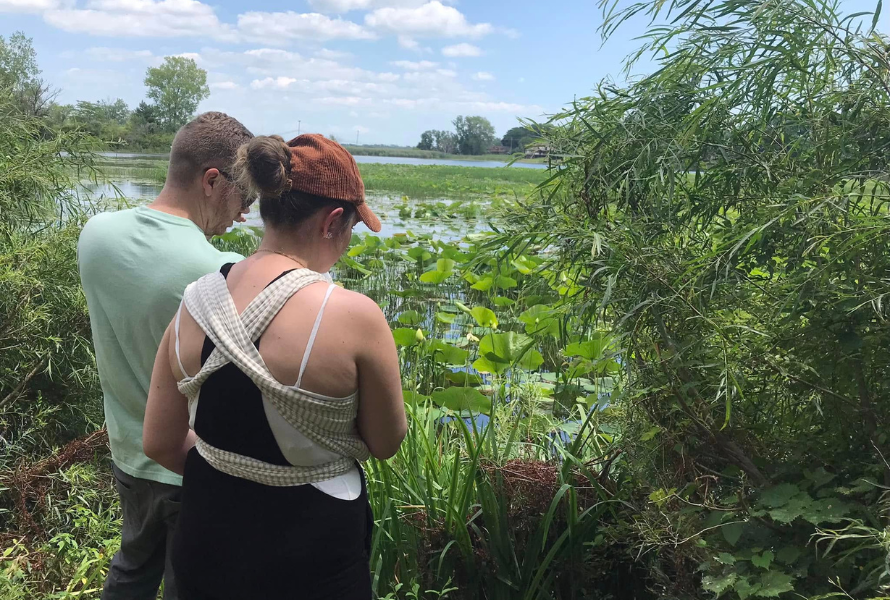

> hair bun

[{"left": 234, "top": 135, "right": 291, "bottom": 198}]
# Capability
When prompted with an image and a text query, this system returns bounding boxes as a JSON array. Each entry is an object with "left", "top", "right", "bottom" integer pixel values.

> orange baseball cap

[{"left": 284, "top": 134, "right": 381, "bottom": 232}]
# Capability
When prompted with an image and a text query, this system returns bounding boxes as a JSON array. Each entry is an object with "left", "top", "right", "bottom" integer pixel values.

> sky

[{"left": 0, "top": 0, "right": 885, "bottom": 146}]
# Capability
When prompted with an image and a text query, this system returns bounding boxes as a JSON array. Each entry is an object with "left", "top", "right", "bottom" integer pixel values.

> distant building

[
  {"left": 488, "top": 145, "right": 511, "bottom": 155},
  {"left": 525, "top": 144, "right": 549, "bottom": 158}
]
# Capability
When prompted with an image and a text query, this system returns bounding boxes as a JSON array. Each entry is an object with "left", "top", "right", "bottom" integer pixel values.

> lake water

[
  {"left": 98, "top": 152, "right": 547, "bottom": 170},
  {"left": 81, "top": 155, "right": 510, "bottom": 239}
]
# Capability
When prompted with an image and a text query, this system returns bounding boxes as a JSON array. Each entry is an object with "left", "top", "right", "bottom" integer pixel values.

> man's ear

[{"left": 202, "top": 168, "right": 220, "bottom": 198}]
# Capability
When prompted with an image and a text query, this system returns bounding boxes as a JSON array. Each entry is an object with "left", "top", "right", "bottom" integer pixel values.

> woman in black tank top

[{"left": 143, "top": 135, "right": 407, "bottom": 599}]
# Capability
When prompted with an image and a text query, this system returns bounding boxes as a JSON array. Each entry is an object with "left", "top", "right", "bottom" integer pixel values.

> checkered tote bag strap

[{"left": 176, "top": 270, "right": 369, "bottom": 486}]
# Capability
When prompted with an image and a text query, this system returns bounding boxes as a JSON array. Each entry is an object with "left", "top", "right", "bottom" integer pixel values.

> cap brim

[{"left": 356, "top": 202, "right": 381, "bottom": 233}]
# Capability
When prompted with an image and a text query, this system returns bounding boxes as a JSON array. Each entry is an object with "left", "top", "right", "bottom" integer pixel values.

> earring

[{"left": 324, "top": 232, "right": 333, "bottom": 239}]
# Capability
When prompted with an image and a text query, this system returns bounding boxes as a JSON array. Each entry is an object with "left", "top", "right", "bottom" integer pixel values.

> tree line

[
  {"left": 1, "top": 32, "right": 210, "bottom": 152},
  {"left": 416, "top": 116, "right": 548, "bottom": 155}
]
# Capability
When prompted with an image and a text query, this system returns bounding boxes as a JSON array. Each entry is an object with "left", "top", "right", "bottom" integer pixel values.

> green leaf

[
  {"left": 715, "top": 552, "right": 736, "bottom": 565},
  {"left": 426, "top": 340, "right": 469, "bottom": 365},
  {"left": 403, "top": 390, "right": 430, "bottom": 405},
  {"left": 754, "top": 571, "right": 794, "bottom": 597},
  {"left": 435, "top": 258, "right": 455, "bottom": 272},
  {"left": 565, "top": 333, "right": 612, "bottom": 360},
  {"left": 471, "top": 276, "right": 494, "bottom": 291},
  {"left": 469, "top": 306, "right": 498, "bottom": 328},
  {"left": 518, "top": 304, "right": 560, "bottom": 337},
  {"left": 733, "top": 576, "right": 760, "bottom": 600},
  {"left": 801, "top": 498, "right": 850, "bottom": 525},
  {"left": 492, "top": 296, "right": 516, "bottom": 307},
  {"left": 419, "top": 269, "right": 451, "bottom": 284},
  {"left": 776, "top": 547, "right": 801, "bottom": 565},
  {"left": 478, "top": 332, "right": 543, "bottom": 372},
  {"left": 702, "top": 573, "right": 737, "bottom": 596},
  {"left": 722, "top": 522, "right": 744, "bottom": 547},
  {"left": 493, "top": 275, "right": 518, "bottom": 289},
  {"left": 392, "top": 328, "right": 420, "bottom": 347},
  {"left": 431, "top": 386, "right": 492, "bottom": 415},
  {"left": 640, "top": 426, "right": 661, "bottom": 441},
  {"left": 472, "top": 356, "right": 502, "bottom": 374},
  {"left": 397, "top": 310, "right": 424, "bottom": 326},
  {"left": 759, "top": 484, "right": 800, "bottom": 508},
  {"left": 435, "top": 311, "right": 457, "bottom": 324},
  {"left": 768, "top": 497, "right": 809, "bottom": 524},
  {"left": 751, "top": 550, "right": 773, "bottom": 570},
  {"left": 407, "top": 247, "right": 432, "bottom": 262},
  {"left": 444, "top": 371, "right": 484, "bottom": 386}
]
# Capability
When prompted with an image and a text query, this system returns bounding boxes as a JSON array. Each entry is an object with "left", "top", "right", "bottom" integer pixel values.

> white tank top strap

[
  {"left": 174, "top": 300, "right": 192, "bottom": 380},
  {"left": 295, "top": 283, "right": 336, "bottom": 389}
]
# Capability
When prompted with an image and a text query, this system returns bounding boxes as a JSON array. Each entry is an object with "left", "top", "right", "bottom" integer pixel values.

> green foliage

[
  {"left": 143, "top": 56, "right": 210, "bottom": 132},
  {"left": 453, "top": 115, "right": 498, "bottom": 155},
  {"left": 491, "top": 0, "right": 890, "bottom": 597},
  {"left": 0, "top": 31, "right": 39, "bottom": 98}
]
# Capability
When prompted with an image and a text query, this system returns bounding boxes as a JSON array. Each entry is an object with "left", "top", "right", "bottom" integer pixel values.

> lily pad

[
  {"left": 444, "top": 371, "right": 484, "bottom": 386},
  {"left": 431, "top": 386, "right": 492, "bottom": 415},
  {"left": 397, "top": 310, "right": 424, "bottom": 326},
  {"left": 392, "top": 328, "right": 421, "bottom": 347}
]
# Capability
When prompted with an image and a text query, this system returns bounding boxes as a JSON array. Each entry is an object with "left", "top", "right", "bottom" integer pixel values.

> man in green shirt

[{"left": 78, "top": 112, "right": 253, "bottom": 600}]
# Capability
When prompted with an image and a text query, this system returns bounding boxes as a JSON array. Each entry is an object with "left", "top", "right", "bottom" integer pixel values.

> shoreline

[{"left": 95, "top": 147, "right": 548, "bottom": 165}]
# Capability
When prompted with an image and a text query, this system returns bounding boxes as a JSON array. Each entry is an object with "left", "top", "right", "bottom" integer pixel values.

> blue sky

[{"left": 0, "top": 0, "right": 885, "bottom": 145}]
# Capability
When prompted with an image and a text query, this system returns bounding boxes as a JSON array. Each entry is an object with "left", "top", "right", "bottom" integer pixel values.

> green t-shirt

[{"left": 78, "top": 206, "right": 243, "bottom": 485}]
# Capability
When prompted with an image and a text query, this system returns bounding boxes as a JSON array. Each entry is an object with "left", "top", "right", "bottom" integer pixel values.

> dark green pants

[{"left": 102, "top": 463, "right": 181, "bottom": 600}]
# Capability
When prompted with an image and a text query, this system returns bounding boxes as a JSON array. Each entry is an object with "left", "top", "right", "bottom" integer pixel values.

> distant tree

[
  {"left": 144, "top": 57, "right": 210, "bottom": 132},
  {"left": 0, "top": 32, "right": 38, "bottom": 96},
  {"left": 417, "top": 130, "right": 435, "bottom": 150},
  {"left": 0, "top": 32, "right": 55, "bottom": 117},
  {"left": 433, "top": 130, "right": 458, "bottom": 154},
  {"left": 501, "top": 126, "right": 535, "bottom": 151},
  {"left": 130, "top": 101, "right": 161, "bottom": 130},
  {"left": 45, "top": 103, "right": 74, "bottom": 129},
  {"left": 105, "top": 98, "right": 130, "bottom": 124},
  {"left": 453, "top": 115, "right": 497, "bottom": 155}
]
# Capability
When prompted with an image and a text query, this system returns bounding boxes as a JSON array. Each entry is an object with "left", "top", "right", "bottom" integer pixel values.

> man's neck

[{"left": 147, "top": 186, "right": 208, "bottom": 237}]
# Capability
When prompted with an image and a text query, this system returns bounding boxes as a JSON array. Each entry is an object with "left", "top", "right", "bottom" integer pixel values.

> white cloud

[
  {"left": 459, "top": 101, "right": 541, "bottom": 113},
  {"left": 251, "top": 76, "right": 298, "bottom": 90},
  {"left": 398, "top": 35, "right": 418, "bottom": 50},
  {"left": 315, "top": 48, "right": 353, "bottom": 60},
  {"left": 377, "top": 72, "right": 400, "bottom": 82},
  {"left": 441, "top": 43, "right": 481, "bottom": 57},
  {"left": 390, "top": 60, "right": 438, "bottom": 70},
  {"left": 472, "top": 71, "right": 494, "bottom": 81},
  {"left": 238, "top": 11, "right": 375, "bottom": 42},
  {"left": 309, "top": 0, "right": 430, "bottom": 12},
  {"left": 365, "top": 1, "right": 492, "bottom": 38},
  {"left": 0, "top": 0, "right": 68, "bottom": 13},
  {"left": 436, "top": 69, "right": 456, "bottom": 77},
  {"left": 317, "top": 96, "right": 372, "bottom": 106},
  {"left": 43, "top": 0, "right": 238, "bottom": 40},
  {"left": 210, "top": 81, "right": 239, "bottom": 90},
  {"left": 354, "top": 125, "right": 370, "bottom": 134},
  {"left": 85, "top": 47, "right": 155, "bottom": 62}
]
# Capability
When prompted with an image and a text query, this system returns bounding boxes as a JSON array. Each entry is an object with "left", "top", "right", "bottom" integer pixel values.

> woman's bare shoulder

[{"left": 327, "top": 286, "right": 387, "bottom": 326}]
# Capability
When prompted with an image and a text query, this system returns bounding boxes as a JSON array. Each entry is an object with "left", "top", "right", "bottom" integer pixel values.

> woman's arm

[
  {"left": 144, "top": 324, "right": 196, "bottom": 475},
  {"left": 354, "top": 297, "right": 407, "bottom": 460}
]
